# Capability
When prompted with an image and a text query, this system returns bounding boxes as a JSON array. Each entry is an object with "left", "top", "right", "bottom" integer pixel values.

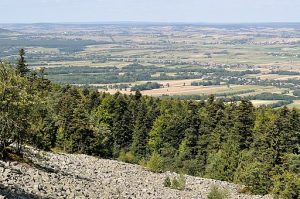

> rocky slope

[{"left": 0, "top": 148, "right": 272, "bottom": 199}]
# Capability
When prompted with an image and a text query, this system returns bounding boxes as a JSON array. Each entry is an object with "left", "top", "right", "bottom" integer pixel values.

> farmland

[
  {"left": 0, "top": 23, "right": 300, "bottom": 107},
  {"left": 99, "top": 82, "right": 281, "bottom": 97},
  {"left": 288, "top": 100, "right": 300, "bottom": 109}
]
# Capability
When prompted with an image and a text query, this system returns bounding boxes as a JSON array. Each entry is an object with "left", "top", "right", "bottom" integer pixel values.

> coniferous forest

[{"left": 0, "top": 50, "right": 299, "bottom": 198}]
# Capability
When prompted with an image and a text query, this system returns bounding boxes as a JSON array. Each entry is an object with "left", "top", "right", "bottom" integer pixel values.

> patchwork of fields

[{"left": 1, "top": 23, "right": 300, "bottom": 107}]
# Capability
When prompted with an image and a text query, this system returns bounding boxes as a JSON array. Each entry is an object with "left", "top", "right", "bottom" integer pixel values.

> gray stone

[{"left": 0, "top": 146, "right": 273, "bottom": 199}]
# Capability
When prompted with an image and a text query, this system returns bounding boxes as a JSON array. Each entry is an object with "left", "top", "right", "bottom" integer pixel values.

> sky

[{"left": 0, "top": 0, "right": 299, "bottom": 23}]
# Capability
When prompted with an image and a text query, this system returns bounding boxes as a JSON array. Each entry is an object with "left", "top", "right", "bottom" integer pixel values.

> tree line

[
  {"left": 45, "top": 64, "right": 259, "bottom": 85},
  {"left": 0, "top": 50, "right": 299, "bottom": 198},
  {"left": 131, "top": 82, "right": 162, "bottom": 91}
]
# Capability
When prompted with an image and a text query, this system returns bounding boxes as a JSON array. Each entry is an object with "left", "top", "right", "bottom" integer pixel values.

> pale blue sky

[{"left": 0, "top": 0, "right": 299, "bottom": 23}]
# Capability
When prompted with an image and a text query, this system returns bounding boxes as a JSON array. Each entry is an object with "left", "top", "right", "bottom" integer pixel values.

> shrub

[
  {"left": 181, "top": 159, "right": 201, "bottom": 176},
  {"left": 174, "top": 174, "right": 186, "bottom": 190},
  {"left": 272, "top": 169, "right": 300, "bottom": 199},
  {"left": 164, "top": 176, "right": 171, "bottom": 187},
  {"left": 283, "top": 153, "right": 300, "bottom": 174},
  {"left": 207, "top": 186, "right": 230, "bottom": 199},
  {"left": 118, "top": 150, "right": 135, "bottom": 163},
  {"left": 164, "top": 174, "right": 186, "bottom": 190},
  {"left": 146, "top": 152, "right": 164, "bottom": 173},
  {"left": 172, "top": 178, "right": 180, "bottom": 189},
  {"left": 234, "top": 161, "right": 271, "bottom": 195},
  {"left": 138, "top": 158, "right": 148, "bottom": 168}
]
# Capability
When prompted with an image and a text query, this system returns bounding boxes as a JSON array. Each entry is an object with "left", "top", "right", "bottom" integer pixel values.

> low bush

[
  {"left": 118, "top": 150, "right": 135, "bottom": 163},
  {"left": 146, "top": 152, "right": 164, "bottom": 173},
  {"left": 207, "top": 186, "right": 230, "bottom": 199},
  {"left": 164, "top": 174, "right": 186, "bottom": 190}
]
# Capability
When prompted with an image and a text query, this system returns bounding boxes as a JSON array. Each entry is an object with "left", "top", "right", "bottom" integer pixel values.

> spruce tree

[
  {"left": 234, "top": 99, "right": 254, "bottom": 149},
  {"left": 289, "top": 108, "right": 300, "bottom": 154},
  {"left": 16, "top": 49, "right": 29, "bottom": 76},
  {"left": 273, "top": 106, "right": 292, "bottom": 163},
  {"left": 131, "top": 101, "right": 149, "bottom": 159},
  {"left": 179, "top": 101, "right": 200, "bottom": 160},
  {"left": 111, "top": 93, "right": 133, "bottom": 156}
]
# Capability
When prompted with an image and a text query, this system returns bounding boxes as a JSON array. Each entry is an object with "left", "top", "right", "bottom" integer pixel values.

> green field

[{"left": 288, "top": 100, "right": 300, "bottom": 109}]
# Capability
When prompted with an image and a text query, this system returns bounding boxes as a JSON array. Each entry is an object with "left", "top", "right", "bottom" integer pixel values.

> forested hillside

[{"left": 0, "top": 51, "right": 299, "bottom": 198}]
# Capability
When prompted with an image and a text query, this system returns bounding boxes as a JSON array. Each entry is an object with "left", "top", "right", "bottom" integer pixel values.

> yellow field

[
  {"left": 99, "top": 83, "right": 282, "bottom": 97},
  {"left": 250, "top": 100, "right": 279, "bottom": 107}
]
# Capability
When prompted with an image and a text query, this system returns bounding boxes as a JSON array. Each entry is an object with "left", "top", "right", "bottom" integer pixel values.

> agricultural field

[
  {"left": 250, "top": 100, "right": 280, "bottom": 107},
  {"left": 1, "top": 23, "right": 300, "bottom": 107},
  {"left": 99, "top": 82, "right": 281, "bottom": 97},
  {"left": 1, "top": 23, "right": 300, "bottom": 69},
  {"left": 288, "top": 100, "right": 300, "bottom": 109}
]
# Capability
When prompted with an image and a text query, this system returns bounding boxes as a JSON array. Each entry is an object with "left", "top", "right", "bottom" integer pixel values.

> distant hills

[
  {"left": 0, "top": 28, "right": 13, "bottom": 34},
  {"left": 2, "top": 22, "right": 300, "bottom": 29}
]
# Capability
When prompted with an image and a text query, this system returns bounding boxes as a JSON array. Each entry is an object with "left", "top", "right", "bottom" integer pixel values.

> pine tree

[
  {"left": 234, "top": 99, "right": 254, "bottom": 149},
  {"left": 16, "top": 49, "right": 29, "bottom": 76},
  {"left": 206, "top": 131, "right": 240, "bottom": 182},
  {"left": 0, "top": 62, "right": 34, "bottom": 156},
  {"left": 252, "top": 107, "right": 277, "bottom": 165},
  {"left": 55, "top": 87, "right": 81, "bottom": 152},
  {"left": 289, "top": 108, "right": 300, "bottom": 154},
  {"left": 131, "top": 101, "right": 149, "bottom": 159},
  {"left": 71, "top": 103, "right": 91, "bottom": 153},
  {"left": 197, "top": 98, "right": 225, "bottom": 175},
  {"left": 272, "top": 106, "right": 293, "bottom": 163},
  {"left": 178, "top": 101, "right": 200, "bottom": 161},
  {"left": 111, "top": 93, "right": 133, "bottom": 157}
]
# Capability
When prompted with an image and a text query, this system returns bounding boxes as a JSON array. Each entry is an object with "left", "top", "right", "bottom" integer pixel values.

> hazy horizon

[
  {"left": 0, "top": 0, "right": 300, "bottom": 24},
  {"left": 1, "top": 21, "right": 300, "bottom": 25}
]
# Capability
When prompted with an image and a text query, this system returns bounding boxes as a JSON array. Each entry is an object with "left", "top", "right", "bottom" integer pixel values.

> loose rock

[{"left": 0, "top": 147, "right": 273, "bottom": 199}]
